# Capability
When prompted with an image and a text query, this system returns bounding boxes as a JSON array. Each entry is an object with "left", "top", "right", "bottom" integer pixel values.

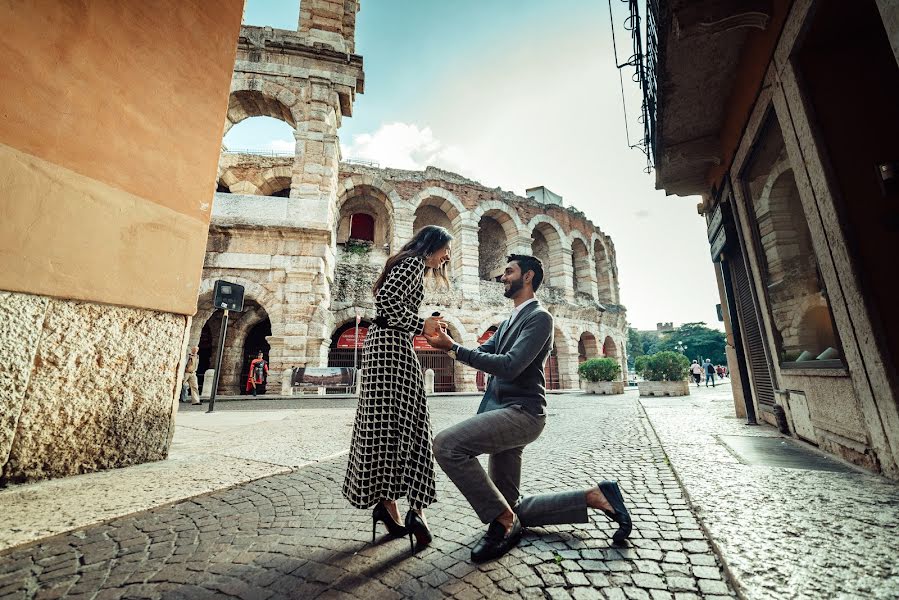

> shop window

[{"left": 741, "top": 114, "right": 843, "bottom": 367}]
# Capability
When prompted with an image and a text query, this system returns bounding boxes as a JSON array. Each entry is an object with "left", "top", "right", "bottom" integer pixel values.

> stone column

[
  {"left": 456, "top": 222, "right": 481, "bottom": 300},
  {"left": 511, "top": 234, "right": 533, "bottom": 256},
  {"left": 554, "top": 247, "right": 575, "bottom": 301},
  {"left": 288, "top": 78, "right": 341, "bottom": 232}
]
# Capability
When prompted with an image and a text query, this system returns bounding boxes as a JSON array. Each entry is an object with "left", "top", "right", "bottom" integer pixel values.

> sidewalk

[{"left": 640, "top": 383, "right": 899, "bottom": 599}]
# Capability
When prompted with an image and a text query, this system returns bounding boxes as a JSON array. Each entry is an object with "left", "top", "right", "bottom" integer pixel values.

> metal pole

[
  {"left": 353, "top": 319, "right": 359, "bottom": 369},
  {"left": 207, "top": 309, "right": 229, "bottom": 414}
]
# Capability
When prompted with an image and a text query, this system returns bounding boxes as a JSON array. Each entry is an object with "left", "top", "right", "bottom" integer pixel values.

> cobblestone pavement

[
  {"left": 642, "top": 385, "right": 899, "bottom": 600},
  {"left": 0, "top": 394, "right": 736, "bottom": 599}
]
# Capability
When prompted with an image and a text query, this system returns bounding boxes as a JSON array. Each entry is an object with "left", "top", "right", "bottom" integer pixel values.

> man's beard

[{"left": 503, "top": 278, "right": 523, "bottom": 298}]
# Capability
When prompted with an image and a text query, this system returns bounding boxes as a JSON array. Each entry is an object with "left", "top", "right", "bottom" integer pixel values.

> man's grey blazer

[{"left": 453, "top": 300, "right": 554, "bottom": 416}]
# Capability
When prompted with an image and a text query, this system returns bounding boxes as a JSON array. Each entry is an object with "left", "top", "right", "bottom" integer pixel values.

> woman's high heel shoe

[
  {"left": 404, "top": 510, "right": 433, "bottom": 553},
  {"left": 372, "top": 503, "right": 407, "bottom": 543}
]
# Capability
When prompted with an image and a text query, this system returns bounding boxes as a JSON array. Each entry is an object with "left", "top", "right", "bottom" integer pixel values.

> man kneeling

[{"left": 425, "top": 255, "right": 632, "bottom": 563}]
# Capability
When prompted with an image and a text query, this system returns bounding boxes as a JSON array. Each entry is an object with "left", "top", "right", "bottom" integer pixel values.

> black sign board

[
  {"left": 710, "top": 226, "right": 728, "bottom": 262},
  {"left": 213, "top": 280, "right": 245, "bottom": 312},
  {"left": 707, "top": 202, "right": 727, "bottom": 242}
]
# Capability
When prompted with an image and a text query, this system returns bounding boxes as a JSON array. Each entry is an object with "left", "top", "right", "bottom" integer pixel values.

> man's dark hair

[{"left": 508, "top": 254, "right": 544, "bottom": 291}]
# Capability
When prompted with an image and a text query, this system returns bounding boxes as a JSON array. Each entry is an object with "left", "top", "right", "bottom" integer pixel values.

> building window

[{"left": 741, "top": 113, "right": 843, "bottom": 367}]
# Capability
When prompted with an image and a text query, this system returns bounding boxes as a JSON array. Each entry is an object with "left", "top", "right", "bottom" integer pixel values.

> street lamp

[{"left": 674, "top": 341, "right": 687, "bottom": 355}]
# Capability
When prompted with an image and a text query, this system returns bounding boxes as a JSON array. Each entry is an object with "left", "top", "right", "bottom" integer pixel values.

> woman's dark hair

[{"left": 373, "top": 225, "right": 454, "bottom": 294}]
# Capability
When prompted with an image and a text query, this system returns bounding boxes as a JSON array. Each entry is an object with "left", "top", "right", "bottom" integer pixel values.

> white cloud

[
  {"left": 341, "top": 122, "right": 477, "bottom": 178},
  {"left": 267, "top": 139, "right": 295, "bottom": 153}
]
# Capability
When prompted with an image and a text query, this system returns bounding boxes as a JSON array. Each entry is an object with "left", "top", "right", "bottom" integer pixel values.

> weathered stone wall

[
  {"left": 204, "top": 161, "right": 630, "bottom": 393},
  {"left": 0, "top": 292, "right": 187, "bottom": 485}
]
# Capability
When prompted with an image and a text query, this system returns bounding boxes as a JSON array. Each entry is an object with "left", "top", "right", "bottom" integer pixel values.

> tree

[
  {"left": 655, "top": 322, "right": 727, "bottom": 365},
  {"left": 626, "top": 326, "right": 661, "bottom": 369}
]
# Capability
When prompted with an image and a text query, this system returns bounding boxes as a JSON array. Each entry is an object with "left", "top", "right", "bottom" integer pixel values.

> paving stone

[
  {"left": 0, "top": 395, "right": 735, "bottom": 599},
  {"left": 697, "top": 579, "right": 731, "bottom": 595}
]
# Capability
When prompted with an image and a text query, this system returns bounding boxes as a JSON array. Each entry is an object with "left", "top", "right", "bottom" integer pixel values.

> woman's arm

[{"left": 375, "top": 257, "right": 426, "bottom": 334}]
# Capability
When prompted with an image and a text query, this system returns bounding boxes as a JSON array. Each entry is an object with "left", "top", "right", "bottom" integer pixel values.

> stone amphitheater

[{"left": 192, "top": 6, "right": 628, "bottom": 395}]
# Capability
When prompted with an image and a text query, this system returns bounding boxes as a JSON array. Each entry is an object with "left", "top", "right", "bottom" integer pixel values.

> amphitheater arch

[
  {"left": 593, "top": 237, "right": 615, "bottom": 304},
  {"left": 578, "top": 331, "right": 600, "bottom": 362},
  {"left": 571, "top": 237, "right": 592, "bottom": 298},
  {"left": 472, "top": 203, "right": 524, "bottom": 281},
  {"left": 336, "top": 177, "right": 399, "bottom": 248},
  {"left": 257, "top": 166, "right": 294, "bottom": 197},
  {"left": 529, "top": 216, "right": 567, "bottom": 289},
  {"left": 223, "top": 78, "right": 303, "bottom": 135}
]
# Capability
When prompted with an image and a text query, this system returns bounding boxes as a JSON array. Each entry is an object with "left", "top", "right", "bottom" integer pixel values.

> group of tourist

[
  {"left": 341, "top": 225, "right": 632, "bottom": 563},
  {"left": 689, "top": 359, "right": 728, "bottom": 387}
]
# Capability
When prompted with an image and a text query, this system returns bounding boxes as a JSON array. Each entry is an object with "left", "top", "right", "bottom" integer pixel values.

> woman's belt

[{"left": 373, "top": 315, "right": 405, "bottom": 331}]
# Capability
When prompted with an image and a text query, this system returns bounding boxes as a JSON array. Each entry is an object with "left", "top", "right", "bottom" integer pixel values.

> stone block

[{"left": 1, "top": 295, "right": 186, "bottom": 484}]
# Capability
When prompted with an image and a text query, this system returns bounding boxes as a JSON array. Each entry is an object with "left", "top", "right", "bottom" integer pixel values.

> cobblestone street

[{"left": 1, "top": 393, "right": 735, "bottom": 600}]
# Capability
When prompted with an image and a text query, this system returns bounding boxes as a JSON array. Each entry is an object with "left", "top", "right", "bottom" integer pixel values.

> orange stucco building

[{"left": 0, "top": 1, "right": 244, "bottom": 483}]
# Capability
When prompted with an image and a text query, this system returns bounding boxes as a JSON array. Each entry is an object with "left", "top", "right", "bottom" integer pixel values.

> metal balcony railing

[{"left": 608, "top": 0, "right": 663, "bottom": 172}]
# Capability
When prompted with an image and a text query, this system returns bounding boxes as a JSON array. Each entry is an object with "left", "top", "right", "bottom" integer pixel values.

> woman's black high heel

[
  {"left": 404, "top": 510, "right": 433, "bottom": 553},
  {"left": 372, "top": 503, "right": 407, "bottom": 543}
]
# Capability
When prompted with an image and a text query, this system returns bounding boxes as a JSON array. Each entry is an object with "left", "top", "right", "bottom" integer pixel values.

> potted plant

[
  {"left": 636, "top": 351, "right": 691, "bottom": 397},
  {"left": 578, "top": 357, "right": 624, "bottom": 395}
]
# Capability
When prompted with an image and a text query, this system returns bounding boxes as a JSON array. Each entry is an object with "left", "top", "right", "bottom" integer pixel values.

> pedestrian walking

[
  {"left": 245, "top": 351, "right": 268, "bottom": 396},
  {"left": 689, "top": 360, "right": 702, "bottom": 387},
  {"left": 704, "top": 358, "right": 716, "bottom": 387},
  {"left": 342, "top": 225, "right": 452, "bottom": 553},
  {"left": 425, "top": 255, "right": 632, "bottom": 563},
  {"left": 185, "top": 346, "right": 201, "bottom": 405}
]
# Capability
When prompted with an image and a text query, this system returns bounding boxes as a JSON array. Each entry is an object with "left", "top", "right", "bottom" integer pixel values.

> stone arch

[
  {"left": 571, "top": 236, "right": 592, "bottom": 298},
  {"left": 336, "top": 176, "right": 399, "bottom": 249},
  {"left": 593, "top": 236, "right": 615, "bottom": 304},
  {"left": 257, "top": 166, "right": 294, "bottom": 197},
  {"left": 217, "top": 167, "right": 261, "bottom": 195},
  {"left": 326, "top": 317, "right": 372, "bottom": 370},
  {"left": 529, "top": 216, "right": 567, "bottom": 289},
  {"left": 411, "top": 188, "right": 464, "bottom": 277},
  {"left": 409, "top": 187, "right": 466, "bottom": 230},
  {"left": 223, "top": 78, "right": 303, "bottom": 135},
  {"left": 578, "top": 331, "right": 600, "bottom": 362},
  {"left": 470, "top": 201, "right": 526, "bottom": 239},
  {"left": 472, "top": 203, "right": 525, "bottom": 282},
  {"left": 603, "top": 335, "right": 618, "bottom": 358}
]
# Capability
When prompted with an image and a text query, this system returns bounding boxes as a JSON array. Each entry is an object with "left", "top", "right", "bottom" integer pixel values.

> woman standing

[{"left": 342, "top": 225, "right": 453, "bottom": 552}]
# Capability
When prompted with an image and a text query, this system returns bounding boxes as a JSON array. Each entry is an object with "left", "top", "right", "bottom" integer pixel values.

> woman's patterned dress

[{"left": 342, "top": 256, "right": 437, "bottom": 510}]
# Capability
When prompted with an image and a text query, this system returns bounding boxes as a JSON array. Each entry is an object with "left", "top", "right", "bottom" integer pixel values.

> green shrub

[
  {"left": 634, "top": 355, "right": 650, "bottom": 378},
  {"left": 578, "top": 357, "right": 621, "bottom": 382},
  {"left": 636, "top": 351, "right": 690, "bottom": 381}
]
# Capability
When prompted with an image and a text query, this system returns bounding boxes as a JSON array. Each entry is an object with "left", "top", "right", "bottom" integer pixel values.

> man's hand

[
  {"left": 424, "top": 326, "right": 455, "bottom": 351},
  {"left": 423, "top": 316, "right": 446, "bottom": 337}
]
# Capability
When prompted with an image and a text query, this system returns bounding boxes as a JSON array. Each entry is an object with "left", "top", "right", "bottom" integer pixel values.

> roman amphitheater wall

[{"left": 202, "top": 158, "right": 628, "bottom": 394}]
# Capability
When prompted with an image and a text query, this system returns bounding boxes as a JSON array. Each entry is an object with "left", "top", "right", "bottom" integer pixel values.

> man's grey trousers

[{"left": 433, "top": 406, "right": 588, "bottom": 526}]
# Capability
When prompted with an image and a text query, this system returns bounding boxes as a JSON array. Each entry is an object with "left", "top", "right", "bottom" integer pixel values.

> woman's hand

[{"left": 423, "top": 316, "right": 445, "bottom": 337}]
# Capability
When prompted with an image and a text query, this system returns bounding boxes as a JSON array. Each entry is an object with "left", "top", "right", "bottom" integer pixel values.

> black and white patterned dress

[{"left": 342, "top": 255, "right": 437, "bottom": 510}]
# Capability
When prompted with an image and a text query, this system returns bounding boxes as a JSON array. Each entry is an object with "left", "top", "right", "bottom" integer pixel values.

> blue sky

[{"left": 234, "top": 0, "right": 723, "bottom": 331}]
